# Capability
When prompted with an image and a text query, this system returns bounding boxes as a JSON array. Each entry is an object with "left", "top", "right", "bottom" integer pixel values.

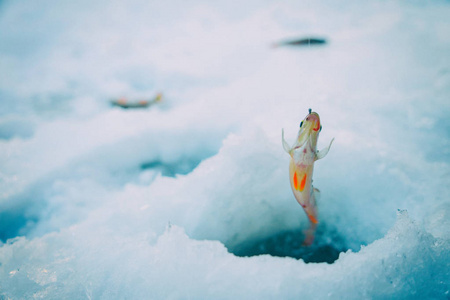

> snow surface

[{"left": 1, "top": 0, "right": 450, "bottom": 298}]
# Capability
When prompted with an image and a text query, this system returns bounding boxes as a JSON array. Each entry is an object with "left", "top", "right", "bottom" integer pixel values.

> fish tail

[
  {"left": 303, "top": 192, "right": 318, "bottom": 245},
  {"left": 302, "top": 221, "right": 318, "bottom": 246},
  {"left": 308, "top": 213, "right": 319, "bottom": 224}
]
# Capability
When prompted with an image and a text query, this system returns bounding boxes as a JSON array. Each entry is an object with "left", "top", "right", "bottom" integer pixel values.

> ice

[
  {"left": 0, "top": 118, "right": 35, "bottom": 140},
  {"left": 0, "top": 212, "right": 448, "bottom": 299},
  {"left": 1, "top": 0, "right": 450, "bottom": 298}
]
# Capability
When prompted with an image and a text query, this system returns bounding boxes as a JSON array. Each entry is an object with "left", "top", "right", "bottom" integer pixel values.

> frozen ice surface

[
  {"left": 0, "top": 212, "right": 448, "bottom": 299},
  {"left": 1, "top": 0, "right": 450, "bottom": 298}
]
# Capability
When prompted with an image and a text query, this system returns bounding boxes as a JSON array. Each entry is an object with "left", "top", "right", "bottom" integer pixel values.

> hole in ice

[
  {"left": 228, "top": 224, "right": 348, "bottom": 264},
  {"left": 140, "top": 157, "right": 204, "bottom": 177},
  {"left": 0, "top": 210, "right": 37, "bottom": 242}
]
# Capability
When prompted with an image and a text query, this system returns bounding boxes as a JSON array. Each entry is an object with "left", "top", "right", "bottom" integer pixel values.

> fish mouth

[
  {"left": 306, "top": 112, "right": 321, "bottom": 132},
  {"left": 293, "top": 112, "right": 321, "bottom": 150}
]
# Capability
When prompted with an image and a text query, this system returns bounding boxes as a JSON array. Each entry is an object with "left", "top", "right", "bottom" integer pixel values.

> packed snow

[{"left": 0, "top": 0, "right": 449, "bottom": 298}]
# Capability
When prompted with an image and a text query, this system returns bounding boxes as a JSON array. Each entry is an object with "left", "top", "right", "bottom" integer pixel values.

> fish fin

[
  {"left": 282, "top": 128, "right": 291, "bottom": 154},
  {"left": 316, "top": 138, "right": 334, "bottom": 160},
  {"left": 313, "top": 187, "right": 321, "bottom": 200}
]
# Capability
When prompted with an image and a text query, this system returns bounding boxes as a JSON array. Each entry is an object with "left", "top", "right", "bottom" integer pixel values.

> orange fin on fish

[
  {"left": 300, "top": 174, "right": 307, "bottom": 191},
  {"left": 308, "top": 214, "right": 318, "bottom": 224},
  {"left": 293, "top": 172, "right": 299, "bottom": 190}
]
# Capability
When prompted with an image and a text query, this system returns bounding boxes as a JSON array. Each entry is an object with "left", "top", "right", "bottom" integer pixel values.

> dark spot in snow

[
  {"left": 140, "top": 157, "right": 203, "bottom": 177},
  {"left": 228, "top": 224, "right": 348, "bottom": 264}
]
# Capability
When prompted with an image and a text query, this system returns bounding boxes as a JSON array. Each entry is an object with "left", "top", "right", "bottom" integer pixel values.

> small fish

[
  {"left": 272, "top": 37, "right": 327, "bottom": 48},
  {"left": 111, "top": 93, "right": 163, "bottom": 109},
  {"left": 282, "top": 109, "right": 334, "bottom": 245}
]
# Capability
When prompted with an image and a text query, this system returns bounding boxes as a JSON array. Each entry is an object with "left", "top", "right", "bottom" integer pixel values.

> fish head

[{"left": 295, "top": 111, "right": 321, "bottom": 150}]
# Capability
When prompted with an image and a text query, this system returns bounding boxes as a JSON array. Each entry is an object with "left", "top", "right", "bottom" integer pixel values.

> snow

[{"left": 1, "top": 0, "right": 450, "bottom": 298}]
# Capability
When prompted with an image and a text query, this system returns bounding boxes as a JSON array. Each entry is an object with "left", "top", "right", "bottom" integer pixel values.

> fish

[
  {"left": 282, "top": 109, "right": 334, "bottom": 245},
  {"left": 111, "top": 93, "right": 163, "bottom": 109},
  {"left": 272, "top": 37, "right": 327, "bottom": 48}
]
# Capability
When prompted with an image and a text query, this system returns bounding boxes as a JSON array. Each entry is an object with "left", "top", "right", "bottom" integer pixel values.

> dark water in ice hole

[
  {"left": 228, "top": 225, "right": 349, "bottom": 264},
  {"left": 140, "top": 158, "right": 203, "bottom": 177}
]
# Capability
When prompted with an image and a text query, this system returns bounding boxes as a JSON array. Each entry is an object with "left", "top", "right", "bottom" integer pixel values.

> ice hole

[
  {"left": 228, "top": 225, "right": 349, "bottom": 264},
  {"left": 140, "top": 157, "right": 204, "bottom": 177}
]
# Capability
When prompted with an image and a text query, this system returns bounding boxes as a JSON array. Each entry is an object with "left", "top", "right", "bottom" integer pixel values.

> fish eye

[{"left": 299, "top": 121, "right": 303, "bottom": 127}]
